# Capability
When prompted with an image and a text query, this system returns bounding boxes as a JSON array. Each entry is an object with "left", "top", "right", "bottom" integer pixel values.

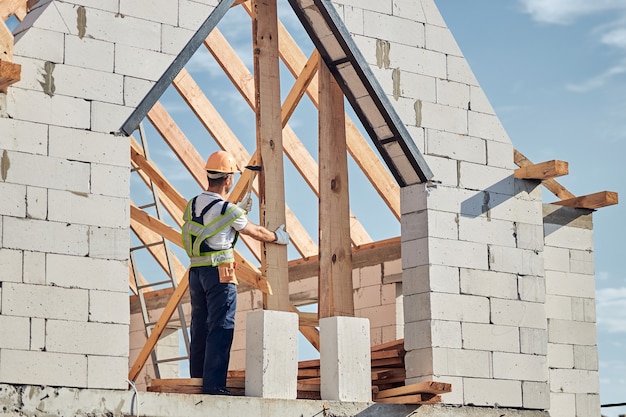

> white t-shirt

[{"left": 193, "top": 191, "right": 248, "bottom": 250}]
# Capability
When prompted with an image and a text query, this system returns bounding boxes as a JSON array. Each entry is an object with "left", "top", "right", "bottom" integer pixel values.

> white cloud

[
  {"left": 596, "top": 287, "right": 626, "bottom": 333},
  {"left": 601, "top": 27, "right": 626, "bottom": 48},
  {"left": 518, "top": 0, "right": 626, "bottom": 24},
  {"left": 566, "top": 61, "right": 626, "bottom": 92}
]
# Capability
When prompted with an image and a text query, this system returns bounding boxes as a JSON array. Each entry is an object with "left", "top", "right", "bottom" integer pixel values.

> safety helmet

[{"left": 205, "top": 151, "right": 240, "bottom": 179}]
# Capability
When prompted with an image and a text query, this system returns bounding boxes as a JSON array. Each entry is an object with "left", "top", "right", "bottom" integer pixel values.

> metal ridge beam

[
  {"left": 286, "top": 0, "right": 433, "bottom": 186},
  {"left": 119, "top": 0, "right": 236, "bottom": 136}
]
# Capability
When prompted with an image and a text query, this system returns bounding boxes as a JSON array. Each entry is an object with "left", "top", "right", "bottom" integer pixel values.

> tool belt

[{"left": 218, "top": 262, "right": 238, "bottom": 285}]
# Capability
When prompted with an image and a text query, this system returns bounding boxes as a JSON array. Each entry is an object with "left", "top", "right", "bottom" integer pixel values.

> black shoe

[{"left": 204, "top": 388, "right": 232, "bottom": 396}]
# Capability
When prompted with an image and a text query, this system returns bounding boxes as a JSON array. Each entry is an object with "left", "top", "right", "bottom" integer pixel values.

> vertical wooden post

[
  {"left": 318, "top": 60, "right": 354, "bottom": 318},
  {"left": 253, "top": 0, "right": 290, "bottom": 311}
]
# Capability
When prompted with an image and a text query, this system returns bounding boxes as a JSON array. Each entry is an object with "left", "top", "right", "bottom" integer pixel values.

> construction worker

[{"left": 182, "top": 150, "right": 289, "bottom": 395}]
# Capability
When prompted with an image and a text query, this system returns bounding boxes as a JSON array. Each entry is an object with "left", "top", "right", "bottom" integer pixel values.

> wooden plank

[
  {"left": 131, "top": 203, "right": 181, "bottom": 247},
  {"left": 281, "top": 49, "right": 319, "bottom": 127},
  {"left": 0, "top": 60, "right": 20, "bottom": 93},
  {"left": 514, "top": 160, "right": 568, "bottom": 180},
  {"left": 375, "top": 393, "right": 441, "bottom": 405},
  {"left": 371, "top": 338, "right": 404, "bottom": 352},
  {"left": 297, "top": 311, "right": 318, "bottom": 327},
  {"left": 513, "top": 149, "right": 575, "bottom": 200},
  {"left": 290, "top": 304, "right": 320, "bottom": 351},
  {"left": 0, "top": 0, "right": 27, "bottom": 21},
  {"left": 253, "top": 0, "right": 290, "bottom": 311},
  {"left": 318, "top": 60, "right": 353, "bottom": 318},
  {"left": 551, "top": 191, "right": 618, "bottom": 209},
  {"left": 375, "top": 381, "right": 452, "bottom": 399},
  {"left": 204, "top": 26, "right": 371, "bottom": 248}
]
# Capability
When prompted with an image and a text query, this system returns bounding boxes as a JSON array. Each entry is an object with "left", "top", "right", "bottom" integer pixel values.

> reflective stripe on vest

[{"left": 181, "top": 197, "right": 245, "bottom": 265}]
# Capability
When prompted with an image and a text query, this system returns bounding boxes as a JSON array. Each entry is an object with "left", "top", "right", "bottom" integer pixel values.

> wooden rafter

[
  {"left": 552, "top": 191, "right": 618, "bottom": 209},
  {"left": 281, "top": 49, "right": 319, "bottom": 127},
  {"left": 514, "top": 160, "right": 568, "bottom": 180},
  {"left": 513, "top": 149, "right": 575, "bottom": 200}
]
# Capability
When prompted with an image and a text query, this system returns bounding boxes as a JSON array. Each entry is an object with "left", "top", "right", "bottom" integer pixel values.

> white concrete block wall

[
  {"left": 543, "top": 205, "right": 600, "bottom": 417},
  {"left": 1, "top": 0, "right": 217, "bottom": 390},
  {"left": 333, "top": 0, "right": 550, "bottom": 408}
]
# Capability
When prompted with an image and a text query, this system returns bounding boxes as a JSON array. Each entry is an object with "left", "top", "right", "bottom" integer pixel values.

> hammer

[{"left": 244, "top": 165, "right": 262, "bottom": 195}]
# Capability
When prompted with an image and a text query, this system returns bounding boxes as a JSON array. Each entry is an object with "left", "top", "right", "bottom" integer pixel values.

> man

[{"left": 182, "top": 150, "right": 289, "bottom": 395}]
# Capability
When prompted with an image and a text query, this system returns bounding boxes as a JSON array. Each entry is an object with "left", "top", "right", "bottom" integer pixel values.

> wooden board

[
  {"left": 514, "top": 160, "right": 568, "bottom": 180},
  {"left": 552, "top": 191, "right": 618, "bottom": 209}
]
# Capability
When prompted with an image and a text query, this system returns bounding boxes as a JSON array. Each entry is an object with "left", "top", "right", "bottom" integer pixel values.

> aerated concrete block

[
  {"left": 0, "top": 249, "right": 23, "bottom": 283},
  {"left": 447, "top": 55, "right": 479, "bottom": 86},
  {"left": 91, "top": 164, "right": 130, "bottom": 198},
  {"left": 392, "top": 0, "right": 427, "bottom": 22},
  {"left": 546, "top": 271, "right": 595, "bottom": 298},
  {"left": 520, "top": 328, "right": 547, "bottom": 355},
  {"left": 0, "top": 151, "right": 90, "bottom": 193},
  {"left": 87, "top": 355, "right": 128, "bottom": 389},
  {"left": 363, "top": 12, "right": 424, "bottom": 47},
  {"left": 432, "top": 348, "right": 491, "bottom": 378},
  {"left": 469, "top": 85, "right": 495, "bottom": 115},
  {"left": 26, "top": 186, "right": 47, "bottom": 220},
  {"left": 493, "top": 352, "right": 547, "bottom": 382},
  {"left": 489, "top": 245, "right": 544, "bottom": 276},
  {"left": 436, "top": 78, "right": 469, "bottom": 109},
  {"left": 0, "top": 183, "right": 26, "bottom": 218},
  {"left": 179, "top": 1, "right": 214, "bottom": 30},
  {"left": 89, "top": 290, "right": 130, "bottom": 324},
  {"left": 543, "top": 246, "right": 570, "bottom": 272},
  {"left": 0, "top": 118, "right": 48, "bottom": 155},
  {"left": 161, "top": 25, "right": 195, "bottom": 55},
  {"left": 124, "top": 76, "right": 155, "bottom": 107},
  {"left": 522, "top": 381, "right": 550, "bottom": 409},
  {"left": 426, "top": 129, "right": 486, "bottom": 164},
  {"left": 573, "top": 345, "right": 598, "bottom": 370},
  {"left": 30, "top": 317, "right": 46, "bottom": 351},
  {"left": 119, "top": 0, "right": 178, "bottom": 25},
  {"left": 90, "top": 101, "right": 134, "bottom": 134},
  {"left": 403, "top": 264, "right": 460, "bottom": 295},
  {"left": 0, "top": 349, "right": 87, "bottom": 387},
  {"left": 23, "top": 251, "right": 45, "bottom": 285},
  {"left": 400, "top": 72, "right": 436, "bottom": 103},
  {"left": 571, "top": 297, "right": 596, "bottom": 322},
  {"left": 50, "top": 126, "right": 129, "bottom": 165},
  {"left": 548, "top": 320, "right": 597, "bottom": 346},
  {"left": 420, "top": 101, "right": 468, "bottom": 134},
  {"left": 422, "top": 154, "right": 458, "bottom": 187},
  {"left": 14, "top": 27, "right": 64, "bottom": 63},
  {"left": 3, "top": 217, "right": 89, "bottom": 256},
  {"left": 245, "top": 310, "right": 298, "bottom": 399},
  {"left": 575, "top": 393, "right": 601, "bottom": 417},
  {"left": 88, "top": 226, "right": 130, "bottom": 261},
  {"left": 549, "top": 369, "right": 599, "bottom": 394},
  {"left": 46, "top": 320, "right": 129, "bottom": 356},
  {"left": 320, "top": 316, "right": 371, "bottom": 402},
  {"left": 547, "top": 343, "right": 574, "bottom": 369},
  {"left": 115, "top": 44, "right": 174, "bottom": 80},
  {"left": 459, "top": 216, "right": 517, "bottom": 248},
  {"left": 336, "top": 5, "right": 364, "bottom": 35},
  {"left": 460, "top": 268, "right": 517, "bottom": 299},
  {"left": 47, "top": 254, "right": 127, "bottom": 292},
  {"left": 391, "top": 44, "right": 447, "bottom": 78},
  {"left": 569, "top": 249, "right": 594, "bottom": 274},
  {"left": 464, "top": 378, "right": 522, "bottom": 407},
  {"left": 544, "top": 224, "right": 593, "bottom": 251},
  {"left": 550, "top": 392, "right": 576, "bottom": 417},
  {"left": 425, "top": 23, "right": 462, "bottom": 55},
  {"left": 491, "top": 299, "right": 546, "bottom": 329},
  {"left": 65, "top": 35, "right": 114, "bottom": 72},
  {"left": 518, "top": 275, "right": 546, "bottom": 303},
  {"left": 332, "top": 0, "right": 391, "bottom": 14},
  {"left": 48, "top": 189, "right": 128, "bottom": 228},
  {"left": 545, "top": 294, "right": 572, "bottom": 320},
  {"left": 0, "top": 315, "right": 30, "bottom": 349},
  {"left": 2, "top": 282, "right": 88, "bottom": 321},
  {"left": 462, "top": 322, "right": 520, "bottom": 353},
  {"left": 468, "top": 110, "right": 510, "bottom": 143}
]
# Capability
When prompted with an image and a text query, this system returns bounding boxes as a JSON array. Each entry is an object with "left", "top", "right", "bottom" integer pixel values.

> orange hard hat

[{"left": 205, "top": 151, "right": 240, "bottom": 178}]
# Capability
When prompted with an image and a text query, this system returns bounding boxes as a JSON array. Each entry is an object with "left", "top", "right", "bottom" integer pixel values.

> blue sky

[{"left": 435, "top": 0, "right": 626, "bottom": 414}]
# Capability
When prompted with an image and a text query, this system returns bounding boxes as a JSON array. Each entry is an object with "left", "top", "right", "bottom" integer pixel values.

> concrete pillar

[
  {"left": 320, "top": 316, "right": 371, "bottom": 402},
  {"left": 245, "top": 310, "right": 298, "bottom": 399}
]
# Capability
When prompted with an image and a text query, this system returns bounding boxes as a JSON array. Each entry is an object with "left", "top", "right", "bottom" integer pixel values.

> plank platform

[{"left": 148, "top": 339, "right": 452, "bottom": 404}]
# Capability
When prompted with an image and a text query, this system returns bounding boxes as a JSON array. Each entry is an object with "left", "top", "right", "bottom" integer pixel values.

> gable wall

[{"left": 0, "top": 0, "right": 220, "bottom": 389}]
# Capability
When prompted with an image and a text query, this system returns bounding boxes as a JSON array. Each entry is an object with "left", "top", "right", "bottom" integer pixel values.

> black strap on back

[{"left": 191, "top": 196, "right": 239, "bottom": 250}]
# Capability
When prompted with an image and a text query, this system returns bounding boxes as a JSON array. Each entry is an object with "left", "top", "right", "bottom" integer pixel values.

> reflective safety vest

[{"left": 182, "top": 196, "right": 245, "bottom": 267}]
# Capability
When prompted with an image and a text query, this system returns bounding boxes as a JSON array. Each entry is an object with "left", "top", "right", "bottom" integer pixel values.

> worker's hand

[
  {"left": 237, "top": 192, "right": 253, "bottom": 213},
  {"left": 273, "top": 224, "right": 289, "bottom": 245}
]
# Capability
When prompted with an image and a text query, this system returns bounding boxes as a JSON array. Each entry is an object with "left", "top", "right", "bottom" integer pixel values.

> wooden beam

[
  {"left": 290, "top": 305, "right": 320, "bottom": 351},
  {"left": 375, "top": 381, "right": 451, "bottom": 399},
  {"left": 318, "top": 60, "right": 353, "bottom": 318},
  {"left": 513, "top": 149, "right": 575, "bottom": 200},
  {"left": 0, "top": 0, "right": 27, "bottom": 21},
  {"left": 289, "top": 236, "right": 401, "bottom": 282},
  {"left": 253, "top": 0, "right": 290, "bottom": 311},
  {"left": 281, "top": 49, "right": 319, "bottom": 127},
  {"left": 551, "top": 191, "right": 618, "bottom": 209},
  {"left": 514, "top": 160, "right": 568, "bottom": 180},
  {"left": 0, "top": 59, "right": 20, "bottom": 93}
]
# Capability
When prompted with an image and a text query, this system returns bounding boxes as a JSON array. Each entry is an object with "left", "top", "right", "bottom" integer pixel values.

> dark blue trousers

[{"left": 188, "top": 266, "right": 237, "bottom": 393}]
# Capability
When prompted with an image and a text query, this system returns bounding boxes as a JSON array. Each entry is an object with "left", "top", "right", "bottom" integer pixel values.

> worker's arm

[{"left": 239, "top": 222, "right": 289, "bottom": 244}]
